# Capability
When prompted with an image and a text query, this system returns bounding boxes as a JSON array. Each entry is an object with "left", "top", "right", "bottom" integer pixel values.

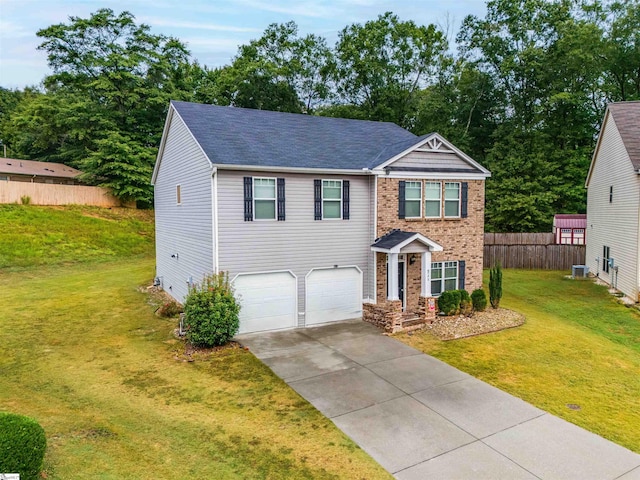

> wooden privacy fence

[
  {"left": 0, "top": 181, "right": 132, "bottom": 207},
  {"left": 484, "top": 233, "right": 586, "bottom": 270}
]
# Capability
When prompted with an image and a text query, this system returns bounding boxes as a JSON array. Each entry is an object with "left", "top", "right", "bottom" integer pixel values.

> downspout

[
  {"left": 364, "top": 168, "right": 376, "bottom": 304},
  {"left": 211, "top": 166, "right": 219, "bottom": 274}
]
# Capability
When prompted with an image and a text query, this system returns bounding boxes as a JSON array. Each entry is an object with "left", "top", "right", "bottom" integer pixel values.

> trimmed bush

[
  {"left": 183, "top": 272, "right": 240, "bottom": 347},
  {"left": 438, "top": 290, "right": 461, "bottom": 316},
  {"left": 157, "top": 300, "right": 183, "bottom": 318},
  {"left": 471, "top": 289, "right": 488, "bottom": 312},
  {"left": 458, "top": 289, "right": 472, "bottom": 315},
  {"left": 489, "top": 261, "right": 503, "bottom": 309},
  {"left": 0, "top": 412, "right": 46, "bottom": 480}
]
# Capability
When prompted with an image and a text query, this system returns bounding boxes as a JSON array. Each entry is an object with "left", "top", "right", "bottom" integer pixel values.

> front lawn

[
  {"left": 0, "top": 206, "right": 389, "bottom": 479},
  {"left": 398, "top": 270, "right": 640, "bottom": 453}
]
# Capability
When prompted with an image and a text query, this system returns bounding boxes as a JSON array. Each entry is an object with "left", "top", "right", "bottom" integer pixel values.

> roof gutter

[{"left": 211, "top": 164, "right": 371, "bottom": 175}]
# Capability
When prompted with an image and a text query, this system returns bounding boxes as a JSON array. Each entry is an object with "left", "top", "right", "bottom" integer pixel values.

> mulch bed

[{"left": 424, "top": 308, "right": 525, "bottom": 340}]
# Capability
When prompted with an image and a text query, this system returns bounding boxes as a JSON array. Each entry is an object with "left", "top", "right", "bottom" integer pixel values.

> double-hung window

[
  {"left": 254, "top": 178, "right": 276, "bottom": 220},
  {"left": 322, "top": 180, "right": 342, "bottom": 219},
  {"left": 424, "top": 182, "right": 441, "bottom": 218},
  {"left": 404, "top": 181, "right": 422, "bottom": 218},
  {"left": 444, "top": 182, "right": 461, "bottom": 217},
  {"left": 431, "top": 261, "right": 458, "bottom": 295}
]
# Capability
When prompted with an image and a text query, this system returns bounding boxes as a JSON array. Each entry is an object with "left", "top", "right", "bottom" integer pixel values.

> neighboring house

[
  {"left": 0, "top": 158, "right": 83, "bottom": 184},
  {"left": 553, "top": 214, "right": 586, "bottom": 245},
  {"left": 586, "top": 101, "right": 640, "bottom": 301},
  {"left": 153, "top": 101, "right": 491, "bottom": 334}
]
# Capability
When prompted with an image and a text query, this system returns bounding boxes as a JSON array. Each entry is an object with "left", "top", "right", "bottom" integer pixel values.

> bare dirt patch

[{"left": 424, "top": 308, "right": 525, "bottom": 340}]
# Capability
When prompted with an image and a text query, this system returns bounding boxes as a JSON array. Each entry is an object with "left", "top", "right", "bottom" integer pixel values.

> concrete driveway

[{"left": 237, "top": 320, "right": 640, "bottom": 479}]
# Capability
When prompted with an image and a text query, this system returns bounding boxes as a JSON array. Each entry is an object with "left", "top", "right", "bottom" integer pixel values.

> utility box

[{"left": 572, "top": 265, "right": 589, "bottom": 279}]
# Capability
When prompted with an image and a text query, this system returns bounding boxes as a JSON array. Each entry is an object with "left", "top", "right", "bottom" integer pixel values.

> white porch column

[
  {"left": 387, "top": 252, "right": 399, "bottom": 301},
  {"left": 421, "top": 250, "right": 432, "bottom": 297}
]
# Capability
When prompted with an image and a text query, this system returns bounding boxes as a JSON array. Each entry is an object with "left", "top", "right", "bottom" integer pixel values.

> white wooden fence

[{"left": 0, "top": 181, "right": 132, "bottom": 207}]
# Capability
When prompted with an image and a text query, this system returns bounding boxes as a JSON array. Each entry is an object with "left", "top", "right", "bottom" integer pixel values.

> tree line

[{"left": 0, "top": 0, "right": 638, "bottom": 230}]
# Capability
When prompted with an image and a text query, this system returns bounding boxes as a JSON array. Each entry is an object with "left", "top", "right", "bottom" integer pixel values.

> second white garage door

[
  {"left": 233, "top": 271, "right": 297, "bottom": 334},
  {"left": 305, "top": 266, "right": 362, "bottom": 326}
]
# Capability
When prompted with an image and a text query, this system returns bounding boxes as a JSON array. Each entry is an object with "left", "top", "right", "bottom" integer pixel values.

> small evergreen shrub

[
  {"left": 471, "top": 289, "right": 487, "bottom": 312},
  {"left": 438, "top": 290, "right": 461, "bottom": 316},
  {"left": 20, "top": 195, "right": 31, "bottom": 205},
  {"left": 458, "top": 289, "right": 472, "bottom": 315},
  {"left": 489, "top": 261, "right": 503, "bottom": 309},
  {"left": 0, "top": 412, "right": 46, "bottom": 480},
  {"left": 183, "top": 272, "right": 240, "bottom": 347},
  {"left": 157, "top": 300, "right": 183, "bottom": 318}
]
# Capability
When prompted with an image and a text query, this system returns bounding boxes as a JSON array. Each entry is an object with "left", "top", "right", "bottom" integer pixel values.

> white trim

[
  {"left": 211, "top": 167, "right": 219, "bottom": 274},
  {"left": 372, "top": 232, "right": 443, "bottom": 254},
  {"left": 372, "top": 175, "right": 378, "bottom": 304},
  {"left": 153, "top": 104, "right": 213, "bottom": 184},
  {"left": 213, "top": 163, "right": 368, "bottom": 176},
  {"left": 421, "top": 251, "right": 432, "bottom": 297},
  {"left": 373, "top": 132, "right": 491, "bottom": 175},
  {"left": 253, "top": 176, "right": 278, "bottom": 221},
  {"left": 374, "top": 170, "right": 489, "bottom": 180},
  {"left": 388, "top": 253, "right": 399, "bottom": 301},
  {"left": 321, "top": 179, "right": 343, "bottom": 220}
]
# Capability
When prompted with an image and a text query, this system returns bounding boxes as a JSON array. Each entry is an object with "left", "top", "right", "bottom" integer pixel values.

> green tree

[{"left": 333, "top": 12, "right": 448, "bottom": 128}]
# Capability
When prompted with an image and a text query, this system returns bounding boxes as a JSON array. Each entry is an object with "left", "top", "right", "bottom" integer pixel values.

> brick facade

[{"left": 375, "top": 177, "right": 485, "bottom": 307}]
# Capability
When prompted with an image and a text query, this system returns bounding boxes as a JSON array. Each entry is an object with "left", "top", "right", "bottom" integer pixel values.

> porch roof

[{"left": 371, "top": 229, "right": 443, "bottom": 254}]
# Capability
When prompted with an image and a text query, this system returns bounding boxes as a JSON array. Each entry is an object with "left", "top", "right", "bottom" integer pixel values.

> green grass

[
  {"left": 0, "top": 206, "right": 390, "bottom": 479},
  {"left": 0, "top": 205, "right": 155, "bottom": 270},
  {"left": 398, "top": 270, "right": 640, "bottom": 453}
]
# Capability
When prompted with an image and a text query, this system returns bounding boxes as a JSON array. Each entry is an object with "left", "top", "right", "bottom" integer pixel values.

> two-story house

[
  {"left": 586, "top": 101, "right": 640, "bottom": 301},
  {"left": 153, "top": 101, "right": 490, "bottom": 334}
]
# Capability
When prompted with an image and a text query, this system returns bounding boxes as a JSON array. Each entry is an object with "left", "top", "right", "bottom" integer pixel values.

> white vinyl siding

[
  {"left": 586, "top": 112, "right": 640, "bottom": 300},
  {"left": 218, "top": 171, "right": 371, "bottom": 325},
  {"left": 254, "top": 177, "right": 276, "bottom": 220},
  {"left": 404, "top": 181, "right": 421, "bottom": 218},
  {"left": 431, "top": 261, "right": 458, "bottom": 296},
  {"left": 424, "top": 182, "right": 441, "bottom": 218},
  {"left": 444, "top": 182, "right": 461, "bottom": 217},
  {"left": 322, "top": 180, "right": 342, "bottom": 219},
  {"left": 154, "top": 111, "right": 214, "bottom": 303}
]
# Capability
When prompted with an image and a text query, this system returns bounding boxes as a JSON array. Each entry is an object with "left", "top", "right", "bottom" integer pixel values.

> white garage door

[
  {"left": 233, "top": 271, "right": 297, "bottom": 334},
  {"left": 306, "top": 267, "right": 362, "bottom": 326}
]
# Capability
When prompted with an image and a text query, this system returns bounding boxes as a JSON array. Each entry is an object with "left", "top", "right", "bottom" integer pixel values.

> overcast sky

[{"left": 0, "top": 0, "right": 486, "bottom": 90}]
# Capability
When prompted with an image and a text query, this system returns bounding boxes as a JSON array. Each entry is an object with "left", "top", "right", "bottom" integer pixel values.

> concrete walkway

[{"left": 236, "top": 320, "right": 640, "bottom": 479}]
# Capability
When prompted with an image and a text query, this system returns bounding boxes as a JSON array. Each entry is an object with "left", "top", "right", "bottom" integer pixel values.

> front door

[{"left": 398, "top": 258, "right": 405, "bottom": 310}]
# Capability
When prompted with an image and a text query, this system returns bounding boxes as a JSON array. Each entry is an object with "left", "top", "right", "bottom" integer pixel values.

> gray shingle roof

[
  {"left": 171, "top": 101, "right": 418, "bottom": 170},
  {"left": 371, "top": 229, "right": 417, "bottom": 249},
  {"left": 608, "top": 101, "right": 640, "bottom": 171}
]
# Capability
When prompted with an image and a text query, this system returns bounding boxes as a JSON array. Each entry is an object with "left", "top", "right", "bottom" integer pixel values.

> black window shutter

[
  {"left": 398, "top": 181, "right": 406, "bottom": 219},
  {"left": 461, "top": 182, "right": 468, "bottom": 218},
  {"left": 314, "top": 179, "right": 322, "bottom": 220},
  {"left": 342, "top": 180, "right": 350, "bottom": 220},
  {"left": 243, "top": 177, "right": 253, "bottom": 221},
  {"left": 458, "top": 260, "right": 466, "bottom": 290},
  {"left": 277, "top": 178, "right": 285, "bottom": 221}
]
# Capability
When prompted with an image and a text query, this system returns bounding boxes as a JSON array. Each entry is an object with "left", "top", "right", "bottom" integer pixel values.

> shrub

[
  {"left": 438, "top": 290, "right": 461, "bottom": 316},
  {"left": 489, "top": 261, "right": 503, "bottom": 309},
  {"left": 458, "top": 289, "right": 472, "bottom": 315},
  {"left": 183, "top": 272, "right": 240, "bottom": 347},
  {"left": 471, "top": 289, "right": 487, "bottom": 312},
  {"left": 157, "top": 300, "right": 183, "bottom": 318},
  {"left": 0, "top": 412, "right": 46, "bottom": 480},
  {"left": 20, "top": 195, "right": 31, "bottom": 205}
]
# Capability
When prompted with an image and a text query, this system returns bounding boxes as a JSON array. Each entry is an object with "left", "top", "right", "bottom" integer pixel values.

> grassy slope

[
  {"left": 398, "top": 269, "right": 640, "bottom": 453},
  {"left": 0, "top": 206, "right": 390, "bottom": 479}
]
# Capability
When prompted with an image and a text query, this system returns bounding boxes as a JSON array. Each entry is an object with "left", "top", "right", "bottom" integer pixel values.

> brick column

[
  {"left": 418, "top": 295, "right": 437, "bottom": 323},
  {"left": 386, "top": 300, "right": 404, "bottom": 333}
]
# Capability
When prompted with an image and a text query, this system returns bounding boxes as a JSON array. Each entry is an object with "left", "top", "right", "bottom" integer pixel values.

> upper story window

[
  {"left": 444, "top": 182, "right": 461, "bottom": 217},
  {"left": 322, "top": 180, "right": 342, "bottom": 219},
  {"left": 314, "top": 179, "right": 350, "bottom": 220},
  {"left": 254, "top": 178, "right": 276, "bottom": 220},
  {"left": 399, "top": 180, "right": 467, "bottom": 220},
  {"left": 404, "top": 181, "right": 422, "bottom": 218},
  {"left": 243, "top": 177, "right": 285, "bottom": 222},
  {"left": 424, "top": 182, "right": 441, "bottom": 218}
]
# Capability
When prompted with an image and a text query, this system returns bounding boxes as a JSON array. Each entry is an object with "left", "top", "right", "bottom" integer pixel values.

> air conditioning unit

[{"left": 572, "top": 265, "right": 589, "bottom": 279}]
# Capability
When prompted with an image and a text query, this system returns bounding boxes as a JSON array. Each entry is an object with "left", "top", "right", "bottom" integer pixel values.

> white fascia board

[
  {"left": 151, "top": 105, "right": 174, "bottom": 185},
  {"left": 586, "top": 109, "right": 610, "bottom": 188},
  {"left": 371, "top": 170, "right": 490, "bottom": 180},
  {"left": 373, "top": 132, "right": 491, "bottom": 176},
  {"left": 213, "top": 164, "right": 369, "bottom": 176},
  {"left": 372, "top": 233, "right": 443, "bottom": 254}
]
